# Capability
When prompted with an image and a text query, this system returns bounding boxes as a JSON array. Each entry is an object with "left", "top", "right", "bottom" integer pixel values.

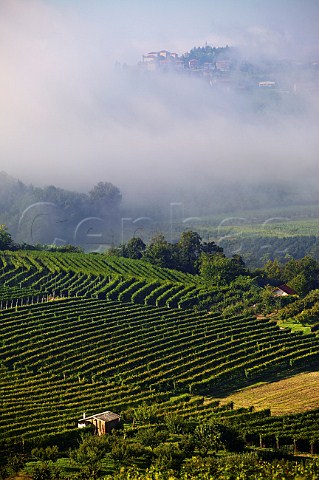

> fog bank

[{"left": 0, "top": 0, "right": 318, "bottom": 209}]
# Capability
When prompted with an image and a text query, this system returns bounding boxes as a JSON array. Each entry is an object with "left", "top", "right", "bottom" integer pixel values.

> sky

[{"left": 0, "top": 0, "right": 318, "bottom": 204}]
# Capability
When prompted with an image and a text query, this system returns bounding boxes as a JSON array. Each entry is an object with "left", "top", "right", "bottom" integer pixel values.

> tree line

[
  {"left": 110, "top": 230, "right": 319, "bottom": 295},
  {"left": 110, "top": 231, "right": 246, "bottom": 282},
  {"left": 0, "top": 172, "right": 122, "bottom": 246}
]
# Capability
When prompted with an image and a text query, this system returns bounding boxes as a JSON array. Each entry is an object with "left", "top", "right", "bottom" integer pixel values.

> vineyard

[
  {"left": 1, "top": 249, "right": 319, "bottom": 469},
  {"left": 0, "top": 251, "right": 199, "bottom": 280},
  {"left": 0, "top": 251, "right": 219, "bottom": 310},
  {"left": 1, "top": 297, "right": 319, "bottom": 450}
]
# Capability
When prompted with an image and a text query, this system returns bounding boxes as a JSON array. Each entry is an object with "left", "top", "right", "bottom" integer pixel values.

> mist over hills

[
  {"left": 0, "top": 171, "right": 122, "bottom": 247},
  {"left": 0, "top": 167, "right": 317, "bottom": 254},
  {"left": 1, "top": 0, "right": 318, "bottom": 214},
  {"left": 1, "top": 3, "right": 318, "bottom": 247},
  {"left": 1, "top": 24, "right": 318, "bottom": 205}
]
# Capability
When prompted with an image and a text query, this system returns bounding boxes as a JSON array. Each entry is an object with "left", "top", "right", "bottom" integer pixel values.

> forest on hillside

[
  {"left": 0, "top": 171, "right": 318, "bottom": 267},
  {"left": 0, "top": 172, "right": 122, "bottom": 248}
]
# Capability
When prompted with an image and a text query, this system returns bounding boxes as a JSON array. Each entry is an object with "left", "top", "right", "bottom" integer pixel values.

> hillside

[
  {"left": 1, "top": 249, "right": 319, "bottom": 480},
  {"left": 1, "top": 294, "right": 319, "bottom": 445},
  {"left": 0, "top": 249, "right": 255, "bottom": 312},
  {"left": 219, "top": 371, "right": 319, "bottom": 415},
  {"left": 0, "top": 171, "right": 122, "bottom": 246},
  {"left": 1, "top": 171, "right": 318, "bottom": 266}
]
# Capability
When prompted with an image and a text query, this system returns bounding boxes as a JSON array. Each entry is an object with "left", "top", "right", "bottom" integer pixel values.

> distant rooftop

[
  {"left": 274, "top": 284, "right": 298, "bottom": 295},
  {"left": 79, "top": 411, "right": 120, "bottom": 423}
]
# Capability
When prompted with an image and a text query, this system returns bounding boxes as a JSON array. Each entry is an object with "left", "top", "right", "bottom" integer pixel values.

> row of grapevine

[
  {"left": 232, "top": 408, "right": 319, "bottom": 453},
  {"left": 0, "top": 251, "right": 200, "bottom": 284},
  {"left": 0, "top": 265, "right": 219, "bottom": 309},
  {"left": 1, "top": 298, "right": 319, "bottom": 444},
  {"left": 0, "top": 286, "right": 40, "bottom": 300}
]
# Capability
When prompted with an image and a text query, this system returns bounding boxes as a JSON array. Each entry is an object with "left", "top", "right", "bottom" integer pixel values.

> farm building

[
  {"left": 78, "top": 411, "right": 120, "bottom": 435},
  {"left": 273, "top": 284, "right": 298, "bottom": 296}
]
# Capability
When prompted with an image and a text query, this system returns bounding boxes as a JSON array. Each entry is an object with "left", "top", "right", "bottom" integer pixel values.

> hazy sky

[{"left": 0, "top": 0, "right": 318, "bottom": 201}]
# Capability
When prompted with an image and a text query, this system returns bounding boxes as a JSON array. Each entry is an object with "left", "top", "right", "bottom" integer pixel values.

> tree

[
  {"left": 164, "top": 413, "right": 185, "bottom": 434},
  {"left": 31, "top": 462, "right": 62, "bottom": 480},
  {"left": 123, "top": 237, "right": 146, "bottom": 260},
  {"left": 0, "top": 224, "right": 15, "bottom": 250},
  {"left": 263, "top": 259, "right": 283, "bottom": 284},
  {"left": 201, "top": 240, "right": 223, "bottom": 255},
  {"left": 110, "top": 438, "right": 150, "bottom": 468},
  {"left": 143, "top": 234, "right": 176, "bottom": 269},
  {"left": 131, "top": 402, "right": 158, "bottom": 425},
  {"left": 178, "top": 434, "right": 196, "bottom": 456},
  {"left": 192, "top": 421, "right": 244, "bottom": 457},
  {"left": 31, "top": 446, "right": 59, "bottom": 462},
  {"left": 54, "top": 244, "right": 83, "bottom": 253},
  {"left": 193, "top": 422, "right": 223, "bottom": 457},
  {"left": 89, "top": 182, "right": 122, "bottom": 207},
  {"left": 200, "top": 252, "right": 246, "bottom": 286},
  {"left": 4, "top": 455, "right": 25, "bottom": 478},
  {"left": 69, "top": 435, "right": 108, "bottom": 480},
  {"left": 176, "top": 231, "right": 202, "bottom": 274},
  {"left": 284, "top": 256, "right": 319, "bottom": 295},
  {"left": 88, "top": 181, "right": 122, "bottom": 222},
  {"left": 153, "top": 443, "right": 185, "bottom": 472},
  {"left": 135, "top": 427, "right": 168, "bottom": 449},
  {"left": 176, "top": 232, "right": 224, "bottom": 274},
  {"left": 289, "top": 273, "right": 310, "bottom": 297}
]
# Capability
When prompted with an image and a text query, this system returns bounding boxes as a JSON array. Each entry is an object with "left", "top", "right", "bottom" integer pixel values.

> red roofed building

[{"left": 273, "top": 284, "right": 298, "bottom": 296}]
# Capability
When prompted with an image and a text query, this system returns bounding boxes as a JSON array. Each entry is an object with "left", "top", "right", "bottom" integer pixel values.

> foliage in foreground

[
  {"left": 21, "top": 422, "right": 319, "bottom": 480},
  {"left": 103, "top": 455, "right": 319, "bottom": 480},
  {"left": 26, "top": 454, "right": 319, "bottom": 480}
]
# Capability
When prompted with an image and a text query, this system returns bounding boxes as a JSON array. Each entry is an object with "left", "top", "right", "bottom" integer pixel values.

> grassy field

[
  {"left": 215, "top": 218, "right": 319, "bottom": 238},
  {"left": 189, "top": 203, "right": 318, "bottom": 238},
  {"left": 276, "top": 319, "right": 312, "bottom": 335},
  {"left": 156, "top": 203, "right": 319, "bottom": 242},
  {"left": 215, "top": 203, "right": 319, "bottom": 224},
  {"left": 219, "top": 371, "right": 319, "bottom": 416}
]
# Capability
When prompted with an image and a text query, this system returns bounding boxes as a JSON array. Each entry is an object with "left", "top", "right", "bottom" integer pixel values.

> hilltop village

[{"left": 138, "top": 45, "right": 318, "bottom": 93}]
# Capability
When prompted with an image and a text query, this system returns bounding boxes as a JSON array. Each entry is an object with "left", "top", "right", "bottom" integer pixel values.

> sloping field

[
  {"left": 0, "top": 251, "right": 199, "bottom": 283},
  {"left": 1, "top": 297, "right": 319, "bottom": 443},
  {"left": 0, "top": 250, "right": 218, "bottom": 309},
  {"left": 219, "top": 371, "right": 319, "bottom": 416}
]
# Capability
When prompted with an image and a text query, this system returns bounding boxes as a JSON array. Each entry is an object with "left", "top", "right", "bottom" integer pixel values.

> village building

[
  {"left": 78, "top": 411, "right": 120, "bottom": 435},
  {"left": 273, "top": 284, "right": 298, "bottom": 296},
  {"left": 258, "top": 81, "right": 276, "bottom": 88},
  {"left": 141, "top": 50, "right": 179, "bottom": 71},
  {"left": 215, "top": 60, "right": 231, "bottom": 72}
]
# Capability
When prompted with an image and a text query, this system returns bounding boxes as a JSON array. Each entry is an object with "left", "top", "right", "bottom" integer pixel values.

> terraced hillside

[
  {"left": 0, "top": 251, "right": 222, "bottom": 309},
  {"left": 0, "top": 251, "right": 198, "bottom": 282},
  {"left": 1, "top": 249, "right": 319, "bottom": 460},
  {"left": 1, "top": 296, "right": 319, "bottom": 446}
]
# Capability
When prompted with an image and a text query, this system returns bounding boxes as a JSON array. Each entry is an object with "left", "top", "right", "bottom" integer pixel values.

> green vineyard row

[
  {"left": 0, "top": 270, "right": 220, "bottom": 311},
  {"left": 0, "top": 251, "right": 199, "bottom": 283},
  {"left": 1, "top": 297, "right": 319, "bottom": 446}
]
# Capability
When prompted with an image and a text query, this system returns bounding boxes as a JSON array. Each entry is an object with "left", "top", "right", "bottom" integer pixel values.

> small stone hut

[{"left": 78, "top": 411, "right": 120, "bottom": 435}]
